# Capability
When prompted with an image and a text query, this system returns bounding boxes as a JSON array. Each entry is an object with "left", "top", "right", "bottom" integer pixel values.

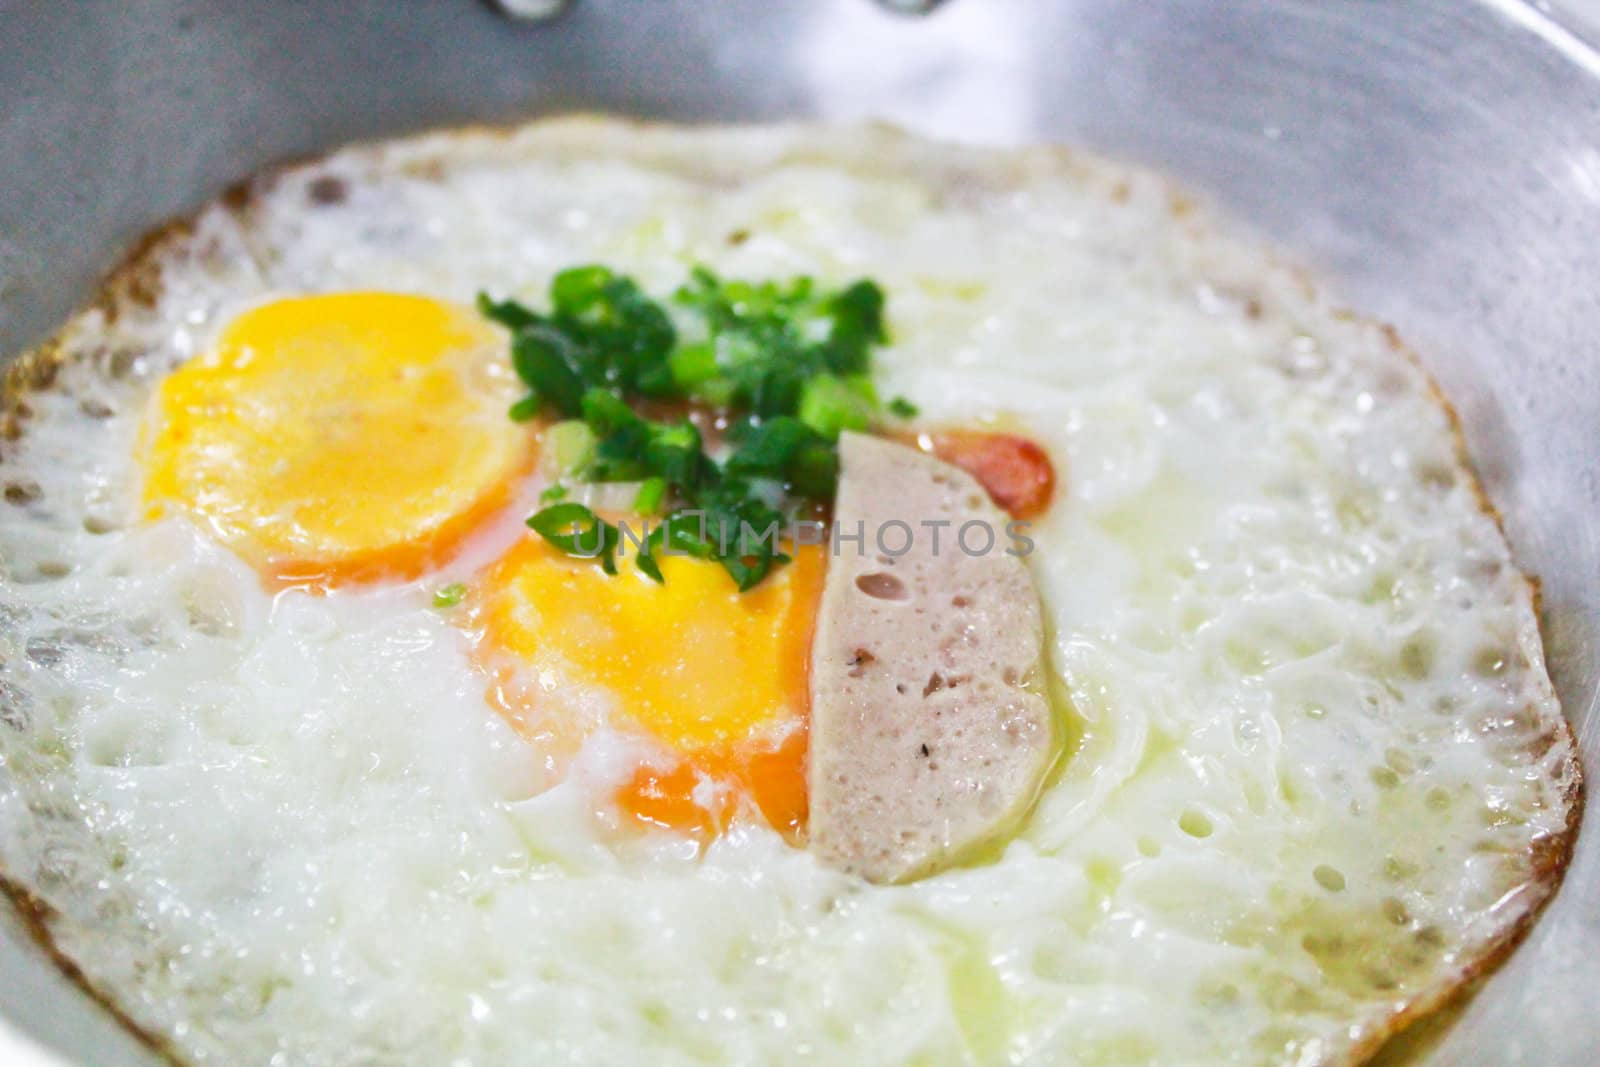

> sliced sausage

[{"left": 807, "top": 432, "right": 1057, "bottom": 883}]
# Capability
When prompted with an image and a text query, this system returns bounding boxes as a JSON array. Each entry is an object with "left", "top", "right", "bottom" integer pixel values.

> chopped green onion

[
  {"left": 636, "top": 526, "right": 666, "bottom": 584},
  {"left": 642, "top": 423, "right": 706, "bottom": 490},
  {"left": 512, "top": 328, "right": 586, "bottom": 416},
  {"left": 799, "top": 373, "right": 876, "bottom": 439},
  {"left": 550, "top": 265, "right": 616, "bottom": 314},
  {"left": 842, "top": 375, "right": 879, "bottom": 405},
  {"left": 543, "top": 420, "right": 596, "bottom": 478},
  {"left": 634, "top": 476, "right": 667, "bottom": 514},
  {"left": 696, "top": 378, "right": 737, "bottom": 408},
  {"left": 527, "top": 502, "right": 620, "bottom": 575},
  {"left": 822, "top": 280, "right": 887, "bottom": 374},
  {"left": 786, "top": 441, "right": 839, "bottom": 499},
  {"left": 668, "top": 342, "right": 719, "bottom": 388},
  {"left": 580, "top": 389, "right": 641, "bottom": 436},
  {"left": 725, "top": 417, "right": 811, "bottom": 473},
  {"left": 887, "top": 396, "right": 919, "bottom": 419},
  {"left": 483, "top": 265, "right": 892, "bottom": 590},
  {"left": 432, "top": 582, "right": 467, "bottom": 609},
  {"left": 477, "top": 291, "right": 542, "bottom": 332}
]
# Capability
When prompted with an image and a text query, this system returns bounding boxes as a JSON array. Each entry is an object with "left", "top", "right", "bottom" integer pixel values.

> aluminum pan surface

[{"left": 0, "top": 1, "right": 1596, "bottom": 1064}]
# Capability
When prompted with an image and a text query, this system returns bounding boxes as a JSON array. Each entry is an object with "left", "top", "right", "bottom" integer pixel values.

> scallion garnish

[
  {"left": 633, "top": 476, "right": 667, "bottom": 515},
  {"left": 485, "top": 265, "right": 890, "bottom": 589},
  {"left": 526, "top": 502, "right": 620, "bottom": 575}
]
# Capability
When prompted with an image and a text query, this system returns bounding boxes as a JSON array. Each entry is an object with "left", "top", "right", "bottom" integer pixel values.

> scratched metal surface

[{"left": 0, "top": 1, "right": 1596, "bottom": 1063}]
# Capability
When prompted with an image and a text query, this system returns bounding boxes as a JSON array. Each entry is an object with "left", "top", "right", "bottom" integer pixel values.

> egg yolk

[
  {"left": 479, "top": 534, "right": 825, "bottom": 841},
  {"left": 141, "top": 292, "right": 532, "bottom": 587}
]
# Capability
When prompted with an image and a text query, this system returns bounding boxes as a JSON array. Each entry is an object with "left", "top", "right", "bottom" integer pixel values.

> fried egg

[
  {"left": 0, "top": 118, "right": 1579, "bottom": 1066},
  {"left": 479, "top": 536, "right": 823, "bottom": 839},
  {"left": 141, "top": 291, "right": 530, "bottom": 586}
]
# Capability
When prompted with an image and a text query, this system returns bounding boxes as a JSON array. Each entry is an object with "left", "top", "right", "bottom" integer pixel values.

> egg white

[{"left": 0, "top": 119, "right": 1577, "bottom": 1066}]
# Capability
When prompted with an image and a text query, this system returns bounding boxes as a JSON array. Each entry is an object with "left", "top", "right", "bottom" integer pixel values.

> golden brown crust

[
  {"left": 1346, "top": 763, "right": 1582, "bottom": 1065},
  {"left": 0, "top": 874, "right": 180, "bottom": 1065},
  {"left": 1, "top": 340, "right": 60, "bottom": 442},
  {"left": 1143, "top": 168, "right": 1584, "bottom": 1066},
  {"left": 1337, "top": 322, "right": 1585, "bottom": 1066},
  {"left": 1138, "top": 192, "right": 1585, "bottom": 1062},
  {"left": 92, "top": 217, "right": 197, "bottom": 326}
]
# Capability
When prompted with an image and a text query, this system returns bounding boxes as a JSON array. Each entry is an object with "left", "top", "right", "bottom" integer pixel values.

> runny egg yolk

[
  {"left": 141, "top": 293, "right": 532, "bottom": 588},
  {"left": 478, "top": 534, "right": 826, "bottom": 841}
]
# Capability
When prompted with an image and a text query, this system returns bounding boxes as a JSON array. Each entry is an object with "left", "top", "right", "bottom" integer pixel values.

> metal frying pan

[{"left": 1, "top": 1, "right": 1597, "bottom": 1063}]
